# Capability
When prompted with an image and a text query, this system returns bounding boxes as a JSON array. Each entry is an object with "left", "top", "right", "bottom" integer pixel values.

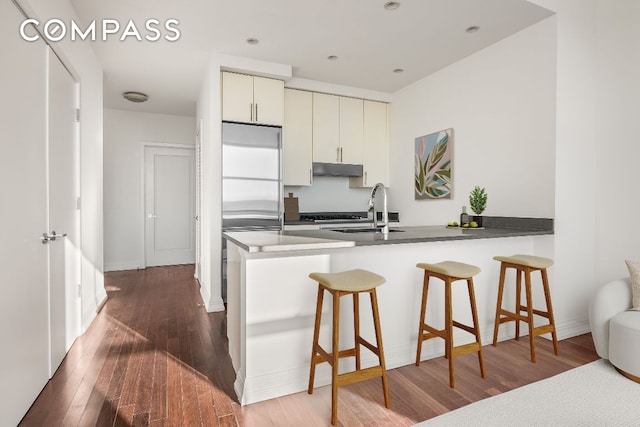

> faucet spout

[{"left": 368, "top": 183, "right": 389, "bottom": 236}]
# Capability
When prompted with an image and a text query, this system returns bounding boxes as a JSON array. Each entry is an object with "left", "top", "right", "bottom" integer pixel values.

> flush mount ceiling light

[
  {"left": 122, "top": 91, "right": 148, "bottom": 103},
  {"left": 393, "top": 68, "right": 404, "bottom": 73},
  {"left": 384, "top": 1, "right": 400, "bottom": 10},
  {"left": 327, "top": 55, "right": 338, "bottom": 61},
  {"left": 246, "top": 37, "right": 259, "bottom": 45},
  {"left": 465, "top": 25, "right": 480, "bottom": 34}
]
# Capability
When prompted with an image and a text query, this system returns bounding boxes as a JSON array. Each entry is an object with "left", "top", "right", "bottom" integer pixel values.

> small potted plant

[{"left": 469, "top": 186, "right": 487, "bottom": 227}]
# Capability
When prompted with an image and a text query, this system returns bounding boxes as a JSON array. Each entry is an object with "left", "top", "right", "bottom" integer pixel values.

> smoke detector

[{"left": 123, "top": 91, "right": 149, "bottom": 103}]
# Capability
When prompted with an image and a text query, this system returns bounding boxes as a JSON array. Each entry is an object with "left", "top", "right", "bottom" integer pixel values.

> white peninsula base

[{"left": 225, "top": 230, "right": 554, "bottom": 406}]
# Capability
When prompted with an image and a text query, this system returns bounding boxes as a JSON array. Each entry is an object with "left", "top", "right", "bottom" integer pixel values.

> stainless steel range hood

[{"left": 312, "top": 162, "right": 363, "bottom": 177}]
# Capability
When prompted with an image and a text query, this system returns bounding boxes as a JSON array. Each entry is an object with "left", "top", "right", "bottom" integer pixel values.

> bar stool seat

[
  {"left": 308, "top": 269, "right": 390, "bottom": 425},
  {"left": 415, "top": 261, "right": 486, "bottom": 388},
  {"left": 492, "top": 254, "right": 559, "bottom": 362}
]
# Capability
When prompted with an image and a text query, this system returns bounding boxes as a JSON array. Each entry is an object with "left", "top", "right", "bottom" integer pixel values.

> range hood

[{"left": 312, "top": 162, "right": 363, "bottom": 177}]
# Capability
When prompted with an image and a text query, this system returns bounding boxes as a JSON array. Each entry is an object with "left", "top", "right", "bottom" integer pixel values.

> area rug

[{"left": 416, "top": 359, "right": 640, "bottom": 426}]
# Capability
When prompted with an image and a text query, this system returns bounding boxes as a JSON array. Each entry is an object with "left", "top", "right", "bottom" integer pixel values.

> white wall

[
  {"left": 103, "top": 109, "right": 196, "bottom": 271},
  {"left": 593, "top": 0, "right": 640, "bottom": 283},
  {"left": 285, "top": 176, "right": 372, "bottom": 213},
  {"left": 389, "top": 18, "right": 557, "bottom": 226}
]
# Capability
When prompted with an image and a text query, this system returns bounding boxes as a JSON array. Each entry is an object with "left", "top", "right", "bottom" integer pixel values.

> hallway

[{"left": 20, "top": 265, "right": 598, "bottom": 426}]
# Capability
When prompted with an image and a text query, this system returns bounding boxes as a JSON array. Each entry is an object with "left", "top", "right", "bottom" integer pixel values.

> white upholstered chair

[{"left": 588, "top": 278, "right": 640, "bottom": 383}]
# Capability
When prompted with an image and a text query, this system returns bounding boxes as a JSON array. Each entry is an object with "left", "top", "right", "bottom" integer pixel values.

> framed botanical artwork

[{"left": 414, "top": 128, "right": 452, "bottom": 199}]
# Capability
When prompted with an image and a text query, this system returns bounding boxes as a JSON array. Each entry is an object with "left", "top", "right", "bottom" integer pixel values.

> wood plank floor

[{"left": 20, "top": 264, "right": 599, "bottom": 426}]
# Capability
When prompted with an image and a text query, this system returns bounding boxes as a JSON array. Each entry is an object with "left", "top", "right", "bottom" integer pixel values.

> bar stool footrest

[
  {"left": 452, "top": 342, "right": 481, "bottom": 357},
  {"left": 532, "top": 324, "right": 555, "bottom": 337},
  {"left": 336, "top": 366, "right": 384, "bottom": 387}
]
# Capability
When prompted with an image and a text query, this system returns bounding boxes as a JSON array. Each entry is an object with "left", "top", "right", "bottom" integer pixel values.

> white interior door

[
  {"left": 0, "top": 3, "right": 50, "bottom": 424},
  {"left": 144, "top": 146, "right": 196, "bottom": 267},
  {"left": 195, "top": 123, "right": 202, "bottom": 279},
  {"left": 47, "top": 48, "right": 81, "bottom": 376}
]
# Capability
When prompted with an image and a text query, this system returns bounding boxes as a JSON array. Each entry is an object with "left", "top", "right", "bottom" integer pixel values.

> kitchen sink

[{"left": 331, "top": 227, "right": 404, "bottom": 233}]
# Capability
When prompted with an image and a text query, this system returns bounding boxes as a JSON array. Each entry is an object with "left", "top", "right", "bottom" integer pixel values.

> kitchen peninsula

[{"left": 224, "top": 217, "right": 553, "bottom": 406}]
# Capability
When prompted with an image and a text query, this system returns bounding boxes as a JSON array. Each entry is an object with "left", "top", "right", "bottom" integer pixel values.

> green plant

[{"left": 469, "top": 186, "right": 487, "bottom": 215}]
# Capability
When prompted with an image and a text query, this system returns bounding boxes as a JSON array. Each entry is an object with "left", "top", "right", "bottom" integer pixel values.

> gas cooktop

[{"left": 299, "top": 212, "right": 368, "bottom": 223}]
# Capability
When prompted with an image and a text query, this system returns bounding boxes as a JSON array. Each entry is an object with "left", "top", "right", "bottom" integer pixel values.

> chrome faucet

[{"left": 368, "top": 183, "right": 389, "bottom": 236}]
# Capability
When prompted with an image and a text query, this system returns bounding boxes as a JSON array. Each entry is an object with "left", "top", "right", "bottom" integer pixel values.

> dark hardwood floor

[{"left": 20, "top": 264, "right": 599, "bottom": 426}]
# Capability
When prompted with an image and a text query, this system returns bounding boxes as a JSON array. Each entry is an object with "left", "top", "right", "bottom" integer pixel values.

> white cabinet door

[
  {"left": 339, "top": 96, "right": 363, "bottom": 164},
  {"left": 283, "top": 89, "right": 313, "bottom": 186},
  {"left": 222, "top": 72, "right": 284, "bottom": 126},
  {"left": 312, "top": 92, "right": 340, "bottom": 163},
  {"left": 222, "top": 72, "right": 254, "bottom": 123},
  {"left": 351, "top": 101, "right": 389, "bottom": 187},
  {"left": 253, "top": 76, "right": 284, "bottom": 126}
]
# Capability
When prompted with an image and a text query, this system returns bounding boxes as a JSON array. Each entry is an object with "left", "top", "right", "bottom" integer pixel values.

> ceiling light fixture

[
  {"left": 123, "top": 91, "right": 149, "bottom": 103},
  {"left": 393, "top": 68, "right": 404, "bottom": 73},
  {"left": 465, "top": 25, "right": 480, "bottom": 33},
  {"left": 327, "top": 55, "right": 338, "bottom": 60},
  {"left": 384, "top": 1, "right": 400, "bottom": 11},
  {"left": 246, "top": 37, "right": 259, "bottom": 45}
]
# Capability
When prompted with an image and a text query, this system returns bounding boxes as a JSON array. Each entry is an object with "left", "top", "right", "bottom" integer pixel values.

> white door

[
  {"left": 47, "top": 48, "right": 81, "bottom": 376},
  {"left": 144, "top": 146, "right": 196, "bottom": 267},
  {"left": 0, "top": 3, "right": 50, "bottom": 424},
  {"left": 195, "top": 124, "right": 202, "bottom": 279}
]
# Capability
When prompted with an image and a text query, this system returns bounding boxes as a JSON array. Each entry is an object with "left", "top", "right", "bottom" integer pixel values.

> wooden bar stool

[
  {"left": 492, "top": 254, "right": 559, "bottom": 362},
  {"left": 307, "top": 269, "right": 391, "bottom": 425},
  {"left": 415, "top": 261, "right": 486, "bottom": 388}
]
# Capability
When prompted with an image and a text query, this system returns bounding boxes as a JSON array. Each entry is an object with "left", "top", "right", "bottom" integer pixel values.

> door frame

[{"left": 139, "top": 142, "right": 196, "bottom": 269}]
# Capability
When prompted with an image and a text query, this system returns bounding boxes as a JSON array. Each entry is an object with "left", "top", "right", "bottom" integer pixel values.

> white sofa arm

[{"left": 588, "top": 278, "right": 631, "bottom": 359}]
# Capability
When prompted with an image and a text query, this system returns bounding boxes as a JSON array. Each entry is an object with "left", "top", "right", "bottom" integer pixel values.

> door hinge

[
  {"left": 75, "top": 108, "right": 80, "bottom": 122},
  {"left": 76, "top": 196, "right": 81, "bottom": 210},
  {"left": 77, "top": 284, "right": 81, "bottom": 298}
]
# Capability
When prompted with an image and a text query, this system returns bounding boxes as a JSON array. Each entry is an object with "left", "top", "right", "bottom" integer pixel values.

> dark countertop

[{"left": 282, "top": 217, "right": 554, "bottom": 247}]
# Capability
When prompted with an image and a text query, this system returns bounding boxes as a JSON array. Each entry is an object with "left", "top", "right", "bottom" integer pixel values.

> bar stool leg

[
  {"left": 353, "top": 292, "right": 361, "bottom": 371},
  {"left": 416, "top": 273, "right": 430, "bottom": 366},
  {"left": 524, "top": 269, "right": 536, "bottom": 363},
  {"left": 515, "top": 269, "right": 523, "bottom": 341},
  {"left": 492, "top": 263, "right": 506, "bottom": 346},
  {"left": 370, "top": 289, "right": 391, "bottom": 409},
  {"left": 331, "top": 290, "right": 341, "bottom": 425},
  {"left": 541, "top": 268, "right": 560, "bottom": 355},
  {"left": 445, "top": 278, "right": 455, "bottom": 388},
  {"left": 308, "top": 285, "right": 324, "bottom": 394},
  {"left": 467, "top": 278, "right": 486, "bottom": 378}
]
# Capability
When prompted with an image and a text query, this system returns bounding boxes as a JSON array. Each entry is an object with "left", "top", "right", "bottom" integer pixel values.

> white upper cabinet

[
  {"left": 222, "top": 72, "right": 284, "bottom": 126},
  {"left": 312, "top": 93, "right": 340, "bottom": 163},
  {"left": 350, "top": 100, "right": 389, "bottom": 188},
  {"left": 283, "top": 89, "right": 313, "bottom": 186},
  {"left": 339, "top": 96, "right": 363, "bottom": 164},
  {"left": 312, "top": 93, "right": 364, "bottom": 164}
]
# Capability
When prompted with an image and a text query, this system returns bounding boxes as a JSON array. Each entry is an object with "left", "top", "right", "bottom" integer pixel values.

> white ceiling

[{"left": 69, "top": 0, "right": 554, "bottom": 117}]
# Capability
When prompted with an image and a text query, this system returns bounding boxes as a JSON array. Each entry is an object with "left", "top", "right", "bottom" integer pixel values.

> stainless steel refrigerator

[{"left": 221, "top": 122, "right": 283, "bottom": 301}]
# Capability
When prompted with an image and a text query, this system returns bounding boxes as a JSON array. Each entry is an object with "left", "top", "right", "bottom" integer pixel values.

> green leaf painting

[{"left": 415, "top": 129, "right": 453, "bottom": 199}]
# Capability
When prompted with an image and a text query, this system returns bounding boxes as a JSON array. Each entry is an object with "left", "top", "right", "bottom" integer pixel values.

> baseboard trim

[
  {"left": 96, "top": 295, "right": 108, "bottom": 313},
  {"left": 104, "top": 261, "right": 141, "bottom": 272}
]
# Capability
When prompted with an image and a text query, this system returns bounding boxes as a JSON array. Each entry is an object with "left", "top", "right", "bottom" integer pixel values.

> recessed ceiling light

[
  {"left": 384, "top": 1, "right": 400, "bottom": 11},
  {"left": 465, "top": 25, "right": 480, "bottom": 34},
  {"left": 393, "top": 68, "right": 404, "bottom": 73},
  {"left": 123, "top": 91, "right": 148, "bottom": 103},
  {"left": 327, "top": 55, "right": 338, "bottom": 61},
  {"left": 246, "top": 37, "right": 259, "bottom": 45}
]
